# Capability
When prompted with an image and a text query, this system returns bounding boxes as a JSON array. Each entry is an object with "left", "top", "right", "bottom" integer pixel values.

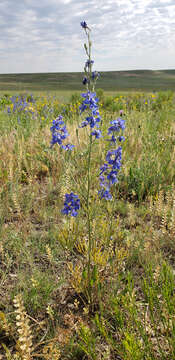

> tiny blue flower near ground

[{"left": 61, "top": 193, "right": 80, "bottom": 217}]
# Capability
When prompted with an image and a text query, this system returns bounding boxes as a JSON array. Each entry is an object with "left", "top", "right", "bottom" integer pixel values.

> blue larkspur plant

[
  {"left": 50, "top": 115, "right": 74, "bottom": 150},
  {"left": 61, "top": 192, "right": 80, "bottom": 217},
  {"left": 99, "top": 117, "right": 125, "bottom": 200}
]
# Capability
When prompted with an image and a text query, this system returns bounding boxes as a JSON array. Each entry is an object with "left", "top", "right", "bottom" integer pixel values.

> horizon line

[{"left": 0, "top": 68, "right": 175, "bottom": 76}]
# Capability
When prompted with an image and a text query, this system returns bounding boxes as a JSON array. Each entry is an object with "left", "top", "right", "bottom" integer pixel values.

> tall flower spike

[
  {"left": 80, "top": 20, "right": 100, "bottom": 93},
  {"left": 50, "top": 115, "right": 74, "bottom": 150}
]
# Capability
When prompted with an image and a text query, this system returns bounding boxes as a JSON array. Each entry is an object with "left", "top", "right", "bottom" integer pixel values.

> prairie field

[
  {"left": 0, "top": 69, "right": 175, "bottom": 92},
  {"left": 0, "top": 89, "right": 175, "bottom": 360}
]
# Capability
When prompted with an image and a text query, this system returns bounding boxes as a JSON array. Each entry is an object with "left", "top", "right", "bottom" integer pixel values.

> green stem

[
  {"left": 87, "top": 133, "right": 93, "bottom": 301},
  {"left": 88, "top": 32, "right": 92, "bottom": 91},
  {"left": 84, "top": 25, "right": 95, "bottom": 304}
]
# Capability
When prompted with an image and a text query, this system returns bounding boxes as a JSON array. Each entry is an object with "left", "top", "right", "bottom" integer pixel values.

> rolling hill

[{"left": 0, "top": 69, "right": 175, "bottom": 92}]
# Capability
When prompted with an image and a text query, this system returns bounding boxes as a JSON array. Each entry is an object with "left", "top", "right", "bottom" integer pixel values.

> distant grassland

[{"left": 0, "top": 69, "right": 175, "bottom": 92}]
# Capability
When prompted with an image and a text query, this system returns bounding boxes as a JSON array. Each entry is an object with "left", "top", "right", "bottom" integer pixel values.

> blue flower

[
  {"left": 79, "top": 91, "right": 101, "bottom": 130},
  {"left": 81, "top": 91, "right": 97, "bottom": 103},
  {"left": 79, "top": 103, "right": 87, "bottom": 114},
  {"left": 92, "top": 71, "right": 100, "bottom": 80},
  {"left": 80, "top": 21, "right": 88, "bottom": 29},
  {"left": 8, "top": 95, "right": 29, "bottom": 114},
  {"left": 79, "top": 120, "right": 89, "bottom": 128},
  {"left": 59, "top": 125, "right": 69, "bottom": 140},
  {"left": 85, "top": 60, "right": 94, "bottom": 70},
  {"left": 108, "top": 118, "right": 125, "bottom": 134},
  {"left": 61, "top": 144, "right": 75, "bottom": 151},
  {"left": 106, "top": 147, "right": 122, "bottom": 169},
  {"left": 91, "top": 129, "right": 102, "bottom": 139},
  {"left": 98, "top": 188, "right": 112, "bottom": 200},
  {"left": 99, "top": 146, "right": 123, "bottom": 200},
  {"left": 50, "top": 115, "right": 74, "bottom": 150},
  {"left": 100, "top": 163, "right": 108, "bottom": 175},
  {"left": 118, "top": 136, "right": 125, "bottom": 142},
  {"left": 82, "top": 77, "right": 88, "bottom": 85},
  {"left": 107, "top": 170, "right": 119, "bottom": 184},
  {"left": 83, "top": 93, "right": 98, "bottom": 109},
  {"left": 107, "top": 135, "right": 117, "bottom": 144},
  {"left": 61, "top": 192, "right": 80, "bottom": 217},
  {"left": 50, "top": 132, "right": 63, "bottom": 146},
  {"left": 50, "top": 116, "right": 64, "bottom": 132},
  {"left": 89, "top": 116, "right": 100, "bottom": 128}
]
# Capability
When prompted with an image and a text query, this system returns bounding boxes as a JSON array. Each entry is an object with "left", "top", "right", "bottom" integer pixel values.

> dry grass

[{"left": 0, "top": 91, "right": 175, "bottom": 359}]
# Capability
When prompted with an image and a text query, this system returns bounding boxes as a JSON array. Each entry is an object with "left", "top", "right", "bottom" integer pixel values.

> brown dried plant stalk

[{"left": 13, "top": 294, "right": 33, "bottom": 360}]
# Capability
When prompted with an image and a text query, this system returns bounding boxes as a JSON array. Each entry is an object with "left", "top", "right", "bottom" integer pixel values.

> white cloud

[{"left": 0, "top": 0, "right": 174, "bottom": 73}]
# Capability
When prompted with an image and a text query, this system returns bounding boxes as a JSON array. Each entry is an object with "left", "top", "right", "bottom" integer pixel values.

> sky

[{"left": 0, "top": 0, "right": 175, "bottom": 74}]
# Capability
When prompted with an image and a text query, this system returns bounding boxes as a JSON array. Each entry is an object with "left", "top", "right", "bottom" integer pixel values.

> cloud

[{"left": 0, "top": 0, "right": 174, "bottom": 73}]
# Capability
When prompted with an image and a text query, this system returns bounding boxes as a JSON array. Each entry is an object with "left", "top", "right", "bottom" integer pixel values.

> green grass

[
  {"left": 0, "top": 69, "right": 175, "bottom": 92},
  {"left": 0, "top": 90, "right": 175, "bottom": 359}
]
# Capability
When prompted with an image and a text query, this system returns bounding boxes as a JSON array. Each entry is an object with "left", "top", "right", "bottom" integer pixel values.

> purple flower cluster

[
  {"left": 61, "top": 192, "right": 80, "bottom": 217},
  {"left": 99, "top": 147, "right": 122, "bottom": 200},
  {"left": 107, "top": 117, "right": 125, "bottom": 143},
  {"left": 79, "top": 91, "right": 102, "bottom": 138},
  {"left": 50, "top": 115, "right": 74, "bottom": 150},
  {"left": 99, "top": 117, "right": 125, "bottom": 200},
  {"left": 7, "top": 95, "right": 34, "bottom": 114}
]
